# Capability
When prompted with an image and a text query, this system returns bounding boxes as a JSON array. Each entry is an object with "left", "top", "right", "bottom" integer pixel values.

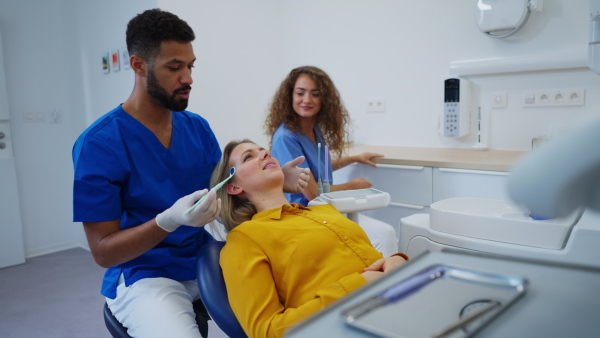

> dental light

[{"left": 475, "top": 0, "right": 542, "bottom": 39}]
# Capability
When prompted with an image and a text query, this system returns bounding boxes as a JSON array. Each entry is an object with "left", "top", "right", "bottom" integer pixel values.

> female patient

[{"left": 213, "top": 139, "right": 408, "bottom": 338}]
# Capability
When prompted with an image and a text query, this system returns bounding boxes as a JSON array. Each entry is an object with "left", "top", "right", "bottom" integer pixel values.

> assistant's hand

[
  {"left": 355, "top": 152, "right": 384, "bottom": 167},
  {"left": 281, "top": 156, "right": 311, "bottom": 194},
  {"left": 363, "top": 255, "right": 406, "bottom": 274},
  {"left": 155, "top": 189, "right": 221, "bottom": 232},
  {"left": 348, "top": 177, "right": 373, "bottom": 190}
]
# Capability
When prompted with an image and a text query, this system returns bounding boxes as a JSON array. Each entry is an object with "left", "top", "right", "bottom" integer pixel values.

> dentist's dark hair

[
  {"left": 126, "top": 8, "right": 195, "bottom": 63},
  {"left": 210, "top": 139, "right": 257, "bottom": 232}
]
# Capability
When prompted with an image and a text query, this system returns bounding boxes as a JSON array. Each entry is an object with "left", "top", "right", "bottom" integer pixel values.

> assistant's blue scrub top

[
  {"left": 72, "top": 105, "right": 221, "bottom": 299},
  {"left": 271, "top": 123, "right": 333, "bottom": 206}
]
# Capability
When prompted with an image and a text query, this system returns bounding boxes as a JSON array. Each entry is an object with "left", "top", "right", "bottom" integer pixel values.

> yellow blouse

[{"left": 220, "top": 203, "right": 384, "bottom": 338}]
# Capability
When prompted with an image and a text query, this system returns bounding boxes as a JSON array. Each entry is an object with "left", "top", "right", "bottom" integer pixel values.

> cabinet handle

[
  {"left": 438, "top": 168, "right": 509, "bottom": 176},
  {"left": 375, "top": 164, "right": 424, "bottom": 170},
  {"left": 388, "top": 202, "right": 425, "bottom": 209}
]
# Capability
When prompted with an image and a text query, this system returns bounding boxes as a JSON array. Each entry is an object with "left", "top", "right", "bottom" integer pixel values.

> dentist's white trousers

[{"left": 106, "top": 277, "right": 202, "bottom": 338}]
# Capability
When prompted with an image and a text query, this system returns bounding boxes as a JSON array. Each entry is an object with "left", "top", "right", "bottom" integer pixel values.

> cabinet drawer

[
  {"left": 366, "top": 202, "right": 430, "bottom": 237},
  {"left": 433, "top": 168, "right": 510, "bottom": 202},
  {"left": 364, "top": 164, "right": 432, "bottom": 206},
  {"left": 332, "top": 163, "right": 365, "bottom": 184}
]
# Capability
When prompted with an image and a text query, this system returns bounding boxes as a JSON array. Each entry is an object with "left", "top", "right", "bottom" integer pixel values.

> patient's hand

[
  {"left": 281, "top": 156, "right": 311, "bottom": 193},
  {"left": 363, "top": 256, "right": 406, "bottom": 274},
  {"left": 361, "top": 270, "right": 384, "bottom": 283}
]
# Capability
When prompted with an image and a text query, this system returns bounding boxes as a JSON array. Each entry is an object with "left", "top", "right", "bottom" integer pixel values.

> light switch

[{"left": 524, "top": 94, "right": 535, "bottom": 104}]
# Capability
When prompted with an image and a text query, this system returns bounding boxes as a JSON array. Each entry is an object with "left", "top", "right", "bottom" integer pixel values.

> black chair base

[
  {"left": 193, "top": 297, "right": 210, "bottom": 338},
  {"left": 103, "top": 302, "right": 130, "bottom": 338}
]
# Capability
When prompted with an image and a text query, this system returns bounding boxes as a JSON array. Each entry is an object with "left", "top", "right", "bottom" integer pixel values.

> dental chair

[{"left": 196, "top": 241, "right": 247, "bottom": 338}]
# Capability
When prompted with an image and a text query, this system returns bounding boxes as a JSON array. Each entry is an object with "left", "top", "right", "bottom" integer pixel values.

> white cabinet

[
  {"left": 363, "top": 164, "right": 432, "bottom": 236},
  {"left": 335, "top": 164, "right": 432, "bottom": 206},
  {"left": 364, "top": 164, "right": 432, "bottom": 206},
  {"left": 433, "top": 168, "right": 510, "bottom": 202},
  {"left": 333, "top": 163, "right": 512, "bottom": 239},
  {"left": 332, "top": 163, "right": 366, "bottom": 184},
  {"left": 365, "top": 203, "right": 430, "bottom": 233},
  {"left": 334, "top": 164, "right": 432, "bottom": 236}
]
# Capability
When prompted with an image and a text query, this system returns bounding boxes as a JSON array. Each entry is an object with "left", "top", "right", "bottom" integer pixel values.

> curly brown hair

[{"left": 264, "top": 66, "right": 351, "bottom": 160}]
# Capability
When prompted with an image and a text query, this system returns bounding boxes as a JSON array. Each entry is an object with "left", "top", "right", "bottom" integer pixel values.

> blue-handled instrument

[{"left": 183, "top": 167, "right": 235, "bottom": 215}]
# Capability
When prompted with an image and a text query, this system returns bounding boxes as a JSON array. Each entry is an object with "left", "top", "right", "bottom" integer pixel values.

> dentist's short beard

[{"left": 147, "top": 69, "right": 191, "bottom": 112}]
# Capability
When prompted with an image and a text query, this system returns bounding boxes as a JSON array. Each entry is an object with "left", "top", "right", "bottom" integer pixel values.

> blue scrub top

[
  {"left": 72, "top": 105, "right": 221, "bottom": 299},
  {"left": 271, "top": 123, "right": 333, "bottom": 206}
]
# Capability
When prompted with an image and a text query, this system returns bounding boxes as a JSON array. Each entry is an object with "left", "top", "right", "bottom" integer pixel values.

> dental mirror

[{"left": 183, "top": 167, "right": 235, "bottom": 215}]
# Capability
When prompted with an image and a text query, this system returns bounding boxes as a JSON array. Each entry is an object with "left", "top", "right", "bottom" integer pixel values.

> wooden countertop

[{"left": 346, "top": 145, "right": 528, "bottom": 172}]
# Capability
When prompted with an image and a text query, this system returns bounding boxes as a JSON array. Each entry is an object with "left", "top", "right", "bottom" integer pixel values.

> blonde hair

[
  {"left": 264, "top": 66, "right": 351, "bottom": 159},
  {"left": 210, "top": 139, "right": 257, "bottom": 232}
]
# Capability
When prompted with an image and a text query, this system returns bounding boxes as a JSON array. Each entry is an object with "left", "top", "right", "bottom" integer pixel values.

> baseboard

[{"left": 26, "top": 241, "right": 84, "bottom": 258}]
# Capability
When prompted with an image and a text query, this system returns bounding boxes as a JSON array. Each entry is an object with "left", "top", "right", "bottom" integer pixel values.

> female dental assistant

[
  {"left": 266, "top": 66, "right": 382, "bottom": 206},
  {"left": 265, "top": 66, "right": 398, "bottom": 256}
]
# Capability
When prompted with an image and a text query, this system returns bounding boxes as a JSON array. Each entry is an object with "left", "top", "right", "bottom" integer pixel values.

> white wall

[
  {"left": 0, "top": 0, "right": 598, "bottom": 256},
  {"left": 282, "top": 0, "right": 599, "bottom": 150},
  {"left": 72, "top": 0, "right": 157, "bottom": 125},
  {"left": 71, "top": 0, "right": 158, "bottom": 249},
  {"left": 159, "top": 0, "right": 284, "bottom": 148},
  {"left": 0, "top": 0, "right": 156, "bottom": 256},
  {"left": 0, "top": 0, "right": 84, "bottom": 257}
]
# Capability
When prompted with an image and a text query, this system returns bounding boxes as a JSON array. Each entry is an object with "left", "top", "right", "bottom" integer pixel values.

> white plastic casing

[
  {"left": 399, "top": 209, "right": 600, "bottom": 270},
  {"left": 443, "top": 78, "right": 471, "bottom": 138},
  {"left": 475, "top": 0, "right": 530, "bottom": 33},
  {"left": 308, "top": 188, "right": 390, "bottom": 213}
]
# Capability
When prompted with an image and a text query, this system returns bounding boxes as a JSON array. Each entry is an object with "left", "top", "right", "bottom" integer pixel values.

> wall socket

[
  {"left": 366, "top": 98, "right": 386, "bottom": 112},
  {"left": 522, "top": 88, "right": 585, "bottom": 107}
]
